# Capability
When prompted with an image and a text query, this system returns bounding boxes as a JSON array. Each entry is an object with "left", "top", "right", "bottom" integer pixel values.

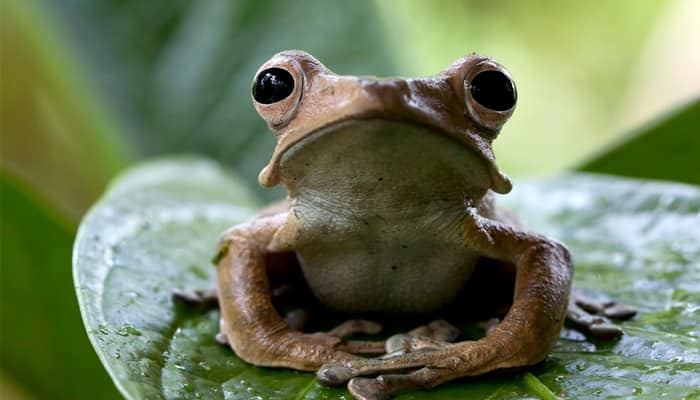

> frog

[{"left": 175, "top": 50, "right": 635, "bottom": 400}]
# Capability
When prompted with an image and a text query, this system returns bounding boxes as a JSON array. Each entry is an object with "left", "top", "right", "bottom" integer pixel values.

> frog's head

[{"left": 251, "top": 50, "right": 516, "bottom": 194}]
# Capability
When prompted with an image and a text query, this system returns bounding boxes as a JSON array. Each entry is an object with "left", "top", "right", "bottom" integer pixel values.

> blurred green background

[{"left": 1, "top": 0, "right": 698, "bottom": 398}]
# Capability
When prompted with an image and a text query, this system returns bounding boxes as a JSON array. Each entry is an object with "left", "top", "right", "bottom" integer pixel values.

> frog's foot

[
  {"left": 172, "top": 287, "right": 219, "bottom": 307},
  {"left": 384, "top": 320, "right": 461, "bottom": 354},
  {"left": 575, "top": 293, "right": 637, "bottom": 320},
  {"left": 567, "top": 292, "right": 636, "bottom": 340},
  {"left": 348, "top": 373, "right": 434, "bottom": 400},
  {"left": 317, "top": 321, "right": 471, "bottom": 398},
  {"left": 322, "top": 320, "right": 385, "bottom": 355},
  {"left": 317, "top": 230, "right": 573, "bottom": 399},
  {"left": 319, "top": 338, "right": 536, "bottom": 399}
]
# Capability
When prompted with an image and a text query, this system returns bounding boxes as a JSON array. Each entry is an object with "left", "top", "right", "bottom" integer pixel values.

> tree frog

[{"left": 178, "top": 50, "right": 634, "bottom": 400}]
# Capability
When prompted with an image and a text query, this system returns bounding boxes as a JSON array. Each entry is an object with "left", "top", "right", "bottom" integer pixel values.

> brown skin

[{"left": 208, "top": 51, "right": 633, "bottom": 399}]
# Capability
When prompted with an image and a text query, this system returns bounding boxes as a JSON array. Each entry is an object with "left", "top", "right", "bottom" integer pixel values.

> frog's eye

[
  {"left": 252, "top": 57, "right": 304, "bottom": 128},
  {"left": 469, "top": 70, "right": 516, "bottom": 111},
  {"left": 252, "top": 68, "right": 295, "bottom": 104},
  {"left": 464, "top": 62, "right": 517, "bottom": 132}
]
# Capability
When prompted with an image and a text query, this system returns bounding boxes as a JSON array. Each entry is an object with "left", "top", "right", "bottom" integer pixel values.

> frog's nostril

[
  {"left": 253, "top": 68, "right": 295, "bottom": 104},
  {"left": 470, "top": 70, "right": 516, "bottom": 111}
]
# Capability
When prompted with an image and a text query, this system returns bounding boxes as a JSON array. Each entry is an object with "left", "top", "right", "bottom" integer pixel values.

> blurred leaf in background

[
  {"left": 2, "top": 1, "right": 130, "bottom": 397},
  {"left": 580, "top": 99, "right": 700, "bottom": 185},
  {"left": 1, "top": 0, "right": 699, "bottom": 398},
  {"left": 46, "top": 0, "right": 398, "bottom": 202},
  {"left": 373, "top": 0, "right": 699, "bottom": 176},
  {"left": 1, "top": 0, "right": 131, "bottom": 222}
]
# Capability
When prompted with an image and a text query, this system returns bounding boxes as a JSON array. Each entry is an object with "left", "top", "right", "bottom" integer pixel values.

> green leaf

[
  {"left": 578, "top": 98, "right": 700, "bottom": 186},
  {"left": 0, "top": 170, "right": 121, "bottom": 400},
  {"left": 501, "top": 174, "right": 700, "bottom": 399},
  {"left": 75, "top": 158, "right": 700, "bottom": 399},
  {"left": 73, "top": 158, "right": 261, "bottom": 399}
]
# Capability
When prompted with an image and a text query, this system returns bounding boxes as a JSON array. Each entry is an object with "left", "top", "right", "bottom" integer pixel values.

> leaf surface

[{"left": 74, "top": 159, "right": 700, "bottom": 399}]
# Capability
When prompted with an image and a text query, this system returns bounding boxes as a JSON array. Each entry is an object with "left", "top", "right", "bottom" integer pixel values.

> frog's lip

[{"left": 258, "top": 117, "right": 512, "bottom": 194}]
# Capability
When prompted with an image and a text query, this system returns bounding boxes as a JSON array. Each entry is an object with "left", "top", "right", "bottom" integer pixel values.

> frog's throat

[{"left": 258, "top": 119, "right": 512, "bottom": 194}]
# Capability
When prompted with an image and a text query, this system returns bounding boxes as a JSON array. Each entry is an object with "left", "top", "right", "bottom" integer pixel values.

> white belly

[
  {"left": 295, "top": 229, "right": 479, "bottom": 313},
  {"left": 278, "top": 120, "right": 492, "bottom": 313}
]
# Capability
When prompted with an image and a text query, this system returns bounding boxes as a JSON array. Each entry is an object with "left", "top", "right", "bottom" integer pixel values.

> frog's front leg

[
  {"left": 318, "top": 209, "right": 573, "bottom": 399},
  {"left": 217, "top": 213, "right": 380, "bottom": 370}
]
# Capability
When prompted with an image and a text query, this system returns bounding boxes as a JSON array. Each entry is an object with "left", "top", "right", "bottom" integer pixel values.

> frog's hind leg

[{"left": 566, "top": 291, "right": 636, "bottom": 340}]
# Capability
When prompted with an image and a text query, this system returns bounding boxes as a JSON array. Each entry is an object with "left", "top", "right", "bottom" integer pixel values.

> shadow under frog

[{"left": 175, "top": 51, "right": 635, "bottom": 400}]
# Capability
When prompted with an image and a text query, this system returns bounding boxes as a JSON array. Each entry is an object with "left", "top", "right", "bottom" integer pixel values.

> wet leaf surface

[{"left": 74, "top": 159, "right": 700, "bottom": 399}]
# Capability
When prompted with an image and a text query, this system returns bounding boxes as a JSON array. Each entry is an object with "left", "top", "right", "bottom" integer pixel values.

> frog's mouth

[{"left": 258, "top": 117, "right": 512, "bottom": 194}]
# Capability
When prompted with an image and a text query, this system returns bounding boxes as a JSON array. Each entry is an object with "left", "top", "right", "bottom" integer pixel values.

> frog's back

[{"left": 280, "top": 120, "right": 494, "bottom": 313}]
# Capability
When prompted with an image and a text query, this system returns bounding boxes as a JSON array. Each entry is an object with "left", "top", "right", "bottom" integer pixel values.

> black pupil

[
  {"left": 470, "top": 70, "right": 516, "bottom": 111},
  {"left": 252, "top": 68, "right": 295, "bottom": 104}
]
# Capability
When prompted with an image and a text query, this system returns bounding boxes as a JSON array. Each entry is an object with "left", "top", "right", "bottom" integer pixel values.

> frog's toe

[
  {"left": 567, "top": 299, "right": 626, "bottom": 340},
  {"left": 320, "top": 320, "right": 385, "bottom": 356},
  {"left": 385, "top": 334, "right": 450, "bottom": 354},
  {"left": 328, "top": 319, "right": 383, "bottom": 338},
  {"left": 317, "top": 363, "right": 355, "bottom": 386},
  {"left": 602, "top": 304, "right": 637, "bottom": 320},
  {"left": 575, "top": 292, "right": 636, "bottom": 321},
  {"left": 349, "top": 370, "right": 441, "bottom": 400},
  {"left": 348, "top": 377, "right": 390, "bottom": 400},
  {"left": 567, "top": 291, "right": 636, "bottom": 339},
  {"left": 588, "top": 323, "right": 623, "bottom": 340},
  {"left": 408, "top": 319, "right": 460, "bottom": 342},
  {"left": 384, "top": 319, "right": 460, "bottom": 354},
  {"left": 385, "top": 334, "right": 409, "bottom": 353}
]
